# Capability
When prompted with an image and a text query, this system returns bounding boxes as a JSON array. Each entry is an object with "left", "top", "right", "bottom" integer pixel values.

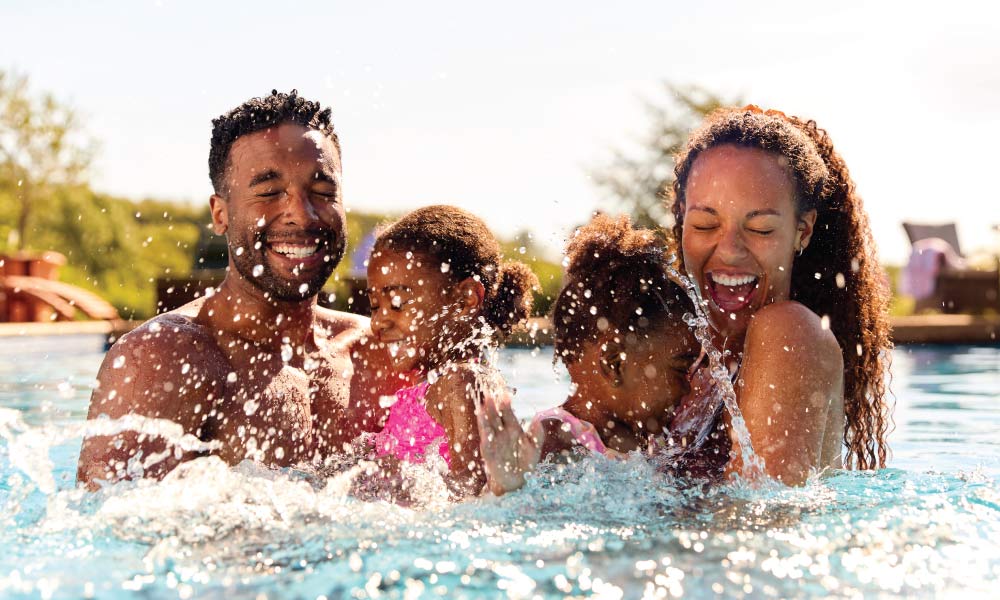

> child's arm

[
  {"left": 476, "top": 391, "right": 542, "bottom": 496},
  {"left": 426, "top": 367, "right": 488, "bottom": 497}
]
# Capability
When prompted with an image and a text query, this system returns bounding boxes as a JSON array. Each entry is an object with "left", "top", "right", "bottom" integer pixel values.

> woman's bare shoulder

[{"left": 746, "top": 301, "right": 841, "bottom": 360}]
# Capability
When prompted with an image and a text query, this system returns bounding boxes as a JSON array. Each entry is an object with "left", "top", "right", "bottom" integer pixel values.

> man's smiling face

[{"left": 211, "top": 122, "right": 346, "bottom": 301}]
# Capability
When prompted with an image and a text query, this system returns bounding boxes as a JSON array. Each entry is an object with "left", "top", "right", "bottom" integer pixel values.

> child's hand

[{"left": 475, "top": 390, "right": 541, "bottom": 496}]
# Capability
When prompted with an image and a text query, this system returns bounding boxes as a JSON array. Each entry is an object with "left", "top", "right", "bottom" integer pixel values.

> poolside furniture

[
  {"left": 0, "top": 251, "right": 120, "bottom": 322},
  {"left": 901, "top": 222, "right": 1000, "bottom": 314}
]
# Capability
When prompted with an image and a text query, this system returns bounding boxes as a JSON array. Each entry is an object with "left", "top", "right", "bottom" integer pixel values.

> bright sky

[{"left": 3, "top": 0, "right": 999, "bottom": 264}]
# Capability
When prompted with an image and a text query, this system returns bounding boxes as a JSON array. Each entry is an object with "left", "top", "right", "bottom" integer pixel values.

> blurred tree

[
  {"left": 590, "top": 83, "right": 740, "bottom": 230},
  {"left": 0, "top": 70, "right": 95, "bottom": 250}
]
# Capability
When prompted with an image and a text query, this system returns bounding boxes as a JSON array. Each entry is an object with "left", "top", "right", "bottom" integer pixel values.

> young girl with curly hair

[
  {"left": 478, "top": 213, "right": 705, "bottom": 494},
  {"left": 364, "top": 205, "right": 538, "bottom": 498}
]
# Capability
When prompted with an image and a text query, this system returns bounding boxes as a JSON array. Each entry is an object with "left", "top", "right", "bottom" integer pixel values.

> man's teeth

[
  {"left": 711, "top": 273, "right": 757, "bottom": 286},
  {"left": 271, "top": 243, "right": 319, "bottom": 258}
]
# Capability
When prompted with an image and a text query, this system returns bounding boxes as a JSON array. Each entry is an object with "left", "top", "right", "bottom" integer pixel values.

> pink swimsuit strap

[
  {"left": 374, "top": 381, "right": 451, "bottom": 466},
  {"left": 529, "top": 407, "right": 609, "bottom": 455}
]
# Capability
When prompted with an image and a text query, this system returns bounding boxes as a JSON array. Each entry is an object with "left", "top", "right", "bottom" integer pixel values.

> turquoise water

[{"left": 1, "top": 335, "right": 999, "bottom": 598}]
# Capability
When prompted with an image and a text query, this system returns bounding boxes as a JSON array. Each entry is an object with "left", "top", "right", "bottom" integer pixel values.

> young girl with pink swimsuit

[
  {"left": 364, "top": 205, "right": 538, "bottom": 498},
  {"left": 478, "top": 214, "right": 716, "bottom": 495}
]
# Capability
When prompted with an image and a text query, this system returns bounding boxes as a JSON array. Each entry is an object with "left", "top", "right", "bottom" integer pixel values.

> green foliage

[
  {"left": 1, "top": 184, "right": 207, "bottom": 319},
  {"left": 590, "top": 83, "right": 740, "bottom": 230},
  {"left": 0, "top": 71, "right": 95, "bottom": 250},
  {"left": 0, "top": 69, "right": 565, "bottom": 320}
]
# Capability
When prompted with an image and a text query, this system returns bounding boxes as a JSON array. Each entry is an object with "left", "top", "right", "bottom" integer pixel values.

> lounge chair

[{"left": 901, "top": 222, "right": 999, "bottom": 314}]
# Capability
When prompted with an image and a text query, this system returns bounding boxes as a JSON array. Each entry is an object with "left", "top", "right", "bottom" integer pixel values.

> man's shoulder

[
  {"left": 109, "top": 302, "right": 231, "bottom": 377},
  {"left": 118, "top": 306, "right": 217, "bottom": 354},
  {"left": 315, "top": 305, "right": 370, "bottom": 332},
  {"left": 314, "top": 306, "right": 374, "bottom": 348}
]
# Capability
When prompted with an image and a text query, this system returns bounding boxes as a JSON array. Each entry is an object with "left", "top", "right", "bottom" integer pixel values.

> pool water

[{"left": 1, "top": 335, "right": 999, "bottom": 598}]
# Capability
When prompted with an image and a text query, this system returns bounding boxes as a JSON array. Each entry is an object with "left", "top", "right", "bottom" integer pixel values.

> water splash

[{"left": 662, "top": 259, "right": 766, "bottom": 479}]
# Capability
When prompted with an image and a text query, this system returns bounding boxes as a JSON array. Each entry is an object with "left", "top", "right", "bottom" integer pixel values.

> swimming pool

[{"left": 2, "top": 335, "right": 999, "bottom": 598}]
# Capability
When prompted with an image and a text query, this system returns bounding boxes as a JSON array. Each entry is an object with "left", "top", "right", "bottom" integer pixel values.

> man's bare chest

[{"left": 206, "top": 344, "right": 353, "bottom": 465}]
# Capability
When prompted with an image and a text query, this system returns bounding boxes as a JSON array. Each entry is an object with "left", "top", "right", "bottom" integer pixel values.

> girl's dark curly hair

[
  {"left": 374, "top": 205, "right": 539, "bottom": 337},
  {"left": 669, "top": 106, "right": 892, "bottom": 470},
  {"left": 553, "top": 213, "right": 694, "bottom": 363}
]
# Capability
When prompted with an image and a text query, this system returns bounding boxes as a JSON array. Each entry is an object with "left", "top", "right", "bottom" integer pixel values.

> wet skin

[
  {"left": 77, "top": 124, "right": 401, "bottom": 488},
  {"left": 478, "top": 317, "right": 699, "bottom": 496},
  {"left": 366, "top": 249, "right": 487, "bottom": 496},
  {"left": 680, "top": 144, "right": 844, "bottom": 484}
]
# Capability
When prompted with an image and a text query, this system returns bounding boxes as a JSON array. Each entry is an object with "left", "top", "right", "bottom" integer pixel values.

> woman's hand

[{"left": 475, "top": 390, "right": 541, "bottom": 496}]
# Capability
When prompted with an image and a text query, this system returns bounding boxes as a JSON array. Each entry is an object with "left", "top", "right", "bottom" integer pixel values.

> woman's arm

[{"left": 729, "top": 301, "right": 844, "bottom": 485}]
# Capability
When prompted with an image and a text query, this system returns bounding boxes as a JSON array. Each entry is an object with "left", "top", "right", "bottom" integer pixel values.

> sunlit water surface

[{"left": 1, "top": 335, "right": 999, "bottom": 599}]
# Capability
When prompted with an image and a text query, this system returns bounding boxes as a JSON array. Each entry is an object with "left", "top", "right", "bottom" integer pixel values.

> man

[{"left": 77, "top": 90, "right": 400, "bottom": 487}]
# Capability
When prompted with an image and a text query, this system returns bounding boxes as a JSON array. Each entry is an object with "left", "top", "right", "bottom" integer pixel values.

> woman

[{"left": 669, "top": 105, "right": 892, "bottom": 484}]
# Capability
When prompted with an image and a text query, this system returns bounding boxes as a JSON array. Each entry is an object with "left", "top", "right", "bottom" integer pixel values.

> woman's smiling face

[{"left": 681, "top": 144, "right": 814, "bottom": 342}]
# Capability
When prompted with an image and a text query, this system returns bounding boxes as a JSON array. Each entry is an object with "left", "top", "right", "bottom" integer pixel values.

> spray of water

[{"left": 662, "top": 257, "right": 766, "bottom": 480}]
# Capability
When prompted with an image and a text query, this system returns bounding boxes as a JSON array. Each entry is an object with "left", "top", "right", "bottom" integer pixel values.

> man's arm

[{"left": 76, "top": 319, "right": 224, "bottom": 489}]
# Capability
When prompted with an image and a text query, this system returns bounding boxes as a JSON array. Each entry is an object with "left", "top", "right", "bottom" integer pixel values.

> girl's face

[
  {"left": 367, "top": 249, "right": 474, "bottom": 373},
  {"left": 681, "top": 144, "right": 815, "bottom": 343},
  {"left": 569, "top": 317, "right": 700, "bottom": 433}
]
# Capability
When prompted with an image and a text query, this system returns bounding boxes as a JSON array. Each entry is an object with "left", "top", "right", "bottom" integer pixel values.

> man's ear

[
  {"left": 209, "top": 194, "right": 229, "bottom": 235},
  {"left": 598, "top": 333, "right": 626, "bottom": 388},
  {"left": 455, "top": 277, "right": 486, "bottom": 316},
  {"left": 796, "top": 208, "right": 818, "bottom": 251}
]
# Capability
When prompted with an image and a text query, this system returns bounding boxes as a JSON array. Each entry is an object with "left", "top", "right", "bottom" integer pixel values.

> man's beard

[{"left": 229, "top": 225, "right": 346, "bottom": 301}]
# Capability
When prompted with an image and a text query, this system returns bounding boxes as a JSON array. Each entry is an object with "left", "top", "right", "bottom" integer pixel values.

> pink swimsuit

[
  {"left": 374, "top": 382, "right": 451, "bottom": 466},
  {"left": 528, "top": 407, "right": 610, "bottom": 456}
]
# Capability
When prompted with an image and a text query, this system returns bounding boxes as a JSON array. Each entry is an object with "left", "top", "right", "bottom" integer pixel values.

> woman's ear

[
  {"left": 455, "top": 277, "right": 486, "bottom": 316},
  {"left": 796, "top": 209, "right": 818, "bottom": 251},
  {"left": 209, "top": 194, "right": 229, "bottom": 235},
  {"left": 598, "top": 334, "right": 626, "bottom": 388}
]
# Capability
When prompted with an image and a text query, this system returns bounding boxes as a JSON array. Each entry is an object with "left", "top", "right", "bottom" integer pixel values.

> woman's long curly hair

[{"left": 668, "top": 106, "right": 892, "bottom": 470}]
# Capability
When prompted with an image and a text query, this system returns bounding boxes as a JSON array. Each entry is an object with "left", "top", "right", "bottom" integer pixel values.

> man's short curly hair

[{"left": 208, "top": 89, "right": 341, "bottom": 194}]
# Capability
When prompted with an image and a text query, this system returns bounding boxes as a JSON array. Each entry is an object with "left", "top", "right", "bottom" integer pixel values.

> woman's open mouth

[{"left": 707, "top": 272, "right": 759, "bottom": 312}]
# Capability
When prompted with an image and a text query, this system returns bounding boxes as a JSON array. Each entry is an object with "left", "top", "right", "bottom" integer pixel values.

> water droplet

[
  {"left": 381, "top": 265, "right": 389, "bottom": 275},
  {"left": 835, "top": 273, "right": 846, "bottom": 289},
  {"left": 181, "top": 363, "right": 191, "bottom": 375},
  {"left": 281, "top": 344, "right": 293, "bottom": 362},
  {"left": 235, "top": 247, "right": 245, "bottom": 256},
  {"left": 112, "top": 355, "right": 125, "bottom": 369},
  {"left": 252, "top": 265, "right": 264, "bottom": 277},
  {"left": 226, "top": 372, "right": 238, "bottom": 383},
  {"left": 440, "top": 262, "right": 450, "bottom": 273},
  {"left": 256, "top": 216, "right": 266, "bottom": 227},
  {"left": 589, "top": 306, "right": 598, "bottom": 315},
  {"left": 298, "top": 283, "right": 309, "bottom": 294},
  {"left": 820, "top": 315, "right": 830, "bottom": 330}
]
